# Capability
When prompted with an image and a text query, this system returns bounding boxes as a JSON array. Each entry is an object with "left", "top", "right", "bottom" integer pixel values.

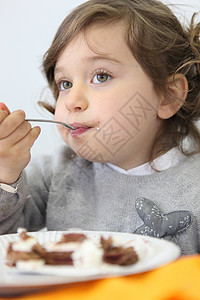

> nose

[{"left": 65, "top": 83, "right": 88, "bottom": 112}]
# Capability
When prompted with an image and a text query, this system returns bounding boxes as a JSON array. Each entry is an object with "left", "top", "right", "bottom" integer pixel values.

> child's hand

[{"left": 0, "top": 103, "right": 41, "bottom": 184}]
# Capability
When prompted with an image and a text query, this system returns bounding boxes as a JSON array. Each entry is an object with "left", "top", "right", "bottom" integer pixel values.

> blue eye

[
  {"left": 92, "top": 73, "right": 111, "bottom": 84},
  {"left": 58, "top": 80, "right": 72, "bottom": 91}
]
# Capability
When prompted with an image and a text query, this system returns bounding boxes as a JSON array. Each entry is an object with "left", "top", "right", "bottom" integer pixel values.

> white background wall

[{"left": 0, "top": 0, "right": 200, "bottom": 158}]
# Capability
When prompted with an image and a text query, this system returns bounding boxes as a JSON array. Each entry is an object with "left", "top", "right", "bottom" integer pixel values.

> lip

[
  {"left": 69, "top": 122, "right": 93, "bottom": 137},
  {"left": 70, "top": 122, "right": 92, "bottom": 129}
]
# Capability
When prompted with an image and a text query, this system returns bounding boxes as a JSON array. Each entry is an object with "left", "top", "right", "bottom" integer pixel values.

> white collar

[{"left": 107, "top": 148, "right": 186, "bottom": 176}]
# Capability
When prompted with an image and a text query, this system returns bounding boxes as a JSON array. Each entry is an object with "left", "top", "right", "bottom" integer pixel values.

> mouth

[{"left": 69, "top": 122, "right": 93, "bottom": 137}]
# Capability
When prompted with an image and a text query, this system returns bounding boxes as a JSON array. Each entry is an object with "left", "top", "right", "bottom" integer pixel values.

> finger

[
  {"left": 0, "top": 121, "right": 32, "bottom": 146},
  {"left": 0, "top": 109, "right": 9, "bottom": 124},
  {"left": 0, "top": 110, "right": 26, "bottom": 139},
  {"left": 29, "top": 126, "right": 41, "bottom": 148},
  {"left": 14, "top": 126, "right": 41, "bottom": 150},
  {"left": 0, "top": 102, "right": 10, "bottom": 114}
]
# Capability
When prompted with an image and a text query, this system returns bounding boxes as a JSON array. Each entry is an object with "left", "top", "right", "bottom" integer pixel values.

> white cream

[
  {"left": 72, "top": 239, "right": 103, "bottom": 268},
  {"left": 110, "top": 237, "right": 128, "bottom": 248},
  {"left": 16, "top": 259, "right": 45, "bottom": 269},
  {"left": 44, "top": 242, "right": 81, "bottom": 252},
  {"left": 17, "top": 228, "right": 27, "bottom": 234},
  {"left": 12, "top": 236, "right": 37, "bottom": 252}
]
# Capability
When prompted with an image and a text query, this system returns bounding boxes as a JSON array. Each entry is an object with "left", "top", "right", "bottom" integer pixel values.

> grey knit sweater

[{"left": 1, "top": 146, "right": 200, "bottom": 255}]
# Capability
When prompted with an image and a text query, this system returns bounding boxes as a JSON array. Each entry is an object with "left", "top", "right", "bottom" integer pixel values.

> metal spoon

[{"left": 25, "top": 119, "right": 75, "bottom": 130}]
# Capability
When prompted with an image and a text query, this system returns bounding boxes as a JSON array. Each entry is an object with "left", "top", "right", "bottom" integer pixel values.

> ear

[{"left": 157, "top": 74, "right": 188, "bottom": 119}]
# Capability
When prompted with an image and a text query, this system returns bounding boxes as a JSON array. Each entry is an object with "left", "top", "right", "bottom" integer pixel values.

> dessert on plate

[{"left": 6, "top": 228, "right": 139, "bottom": 269}]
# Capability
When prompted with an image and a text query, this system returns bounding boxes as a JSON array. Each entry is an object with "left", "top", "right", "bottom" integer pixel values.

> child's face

[{"left": 54, "top": 22, "right": 163, "bottom": 169}]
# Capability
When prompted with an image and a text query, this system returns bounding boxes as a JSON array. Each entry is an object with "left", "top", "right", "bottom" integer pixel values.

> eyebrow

[
  {"left": 54, "top": 54, "right": 121, "bottom": 75},
  {"left": 87, "top": 55, "right": 121, "bottom": 64}
]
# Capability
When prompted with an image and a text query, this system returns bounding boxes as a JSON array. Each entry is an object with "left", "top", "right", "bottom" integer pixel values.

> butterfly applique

[{"left": 135, "top": 198, "right": 191, "bottom": 239}]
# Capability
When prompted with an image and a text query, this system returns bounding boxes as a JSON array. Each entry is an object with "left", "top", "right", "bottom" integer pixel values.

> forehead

[
  {"left": 85, "top": 21, "right": 126, "bottom": 51},
  {"left": 55, "top": 21, "right": 131, "bottom": 66}
]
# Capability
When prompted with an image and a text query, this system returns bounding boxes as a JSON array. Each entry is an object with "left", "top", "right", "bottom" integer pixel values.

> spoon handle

[{"left": 25, "top": 119, "right": 74, "bottom": 130}]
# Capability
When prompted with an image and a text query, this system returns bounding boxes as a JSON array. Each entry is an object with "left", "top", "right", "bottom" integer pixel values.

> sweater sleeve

[
  {"left": 0, "top": 171, "right": 28, "bottom": 234},
  {"left": 0, "top": 155, "right": 52, "bottom": 234}
]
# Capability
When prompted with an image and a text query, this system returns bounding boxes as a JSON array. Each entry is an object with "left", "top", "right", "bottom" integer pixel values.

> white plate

[{"left": 0, "top": 230, "right": 180, "bottom": 296}]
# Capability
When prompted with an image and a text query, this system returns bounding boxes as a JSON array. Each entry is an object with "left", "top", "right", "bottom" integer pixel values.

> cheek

[
  {"left": 57, "top": 124, "right": 70, "bottom": 146},
  {"left": 55, "top": 102, "right": 63, "bottom": 120}
]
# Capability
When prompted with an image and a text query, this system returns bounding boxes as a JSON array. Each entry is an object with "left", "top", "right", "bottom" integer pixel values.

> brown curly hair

[{"left": 41, "top": 0, "right": 200, "bottom": 161}]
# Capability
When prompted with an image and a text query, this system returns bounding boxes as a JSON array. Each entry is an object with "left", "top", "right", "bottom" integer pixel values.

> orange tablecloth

[{"left": 1, "top": 255, "right": 200, "bottom": 300}]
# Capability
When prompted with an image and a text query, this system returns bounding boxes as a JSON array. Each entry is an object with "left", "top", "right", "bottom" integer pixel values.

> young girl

[{"left": 0, "top": 0, "right": 200, "bottom": 255}]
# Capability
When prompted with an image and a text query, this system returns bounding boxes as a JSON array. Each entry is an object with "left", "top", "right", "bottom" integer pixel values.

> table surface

[{"left": 0, "top": 254, "right": 200, "bottom": 300}]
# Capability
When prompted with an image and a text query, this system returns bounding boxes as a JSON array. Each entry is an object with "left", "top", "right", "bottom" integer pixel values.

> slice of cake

[
  {"left": 7, "top": 229, "right": 45, "bottom": 266},
  {"left": 43, "top": 233, "right": 87, "bottom": 265},
  {"left": 101, "top": 236, "right": 138, "bottom": 265}
]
